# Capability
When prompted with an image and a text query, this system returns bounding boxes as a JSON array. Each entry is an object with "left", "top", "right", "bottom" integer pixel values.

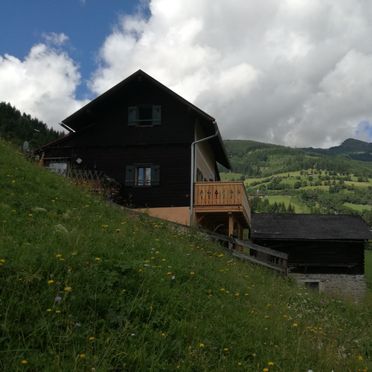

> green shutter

[
  {"left": 128, "top": 106, "right": 137, "bottom": 126},
  {"left": 151, "top": 165, "right": 160, "bottom": 185},
  {"left": 125, "top": 165, "right": 135, "bottom": 186},
  {"left": 152, "top": 105, "right": 161, "bottom": 126}
]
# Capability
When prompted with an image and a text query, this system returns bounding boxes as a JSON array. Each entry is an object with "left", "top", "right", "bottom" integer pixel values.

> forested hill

[
  {"left": 223, "top": 139, "right": 372, "bottom": 177},
  {"left": 0, "top": 102, "right": 62, "bottom": 150},
  {"left": 305, "top": 138, "right": 372, "bottom": 161}
]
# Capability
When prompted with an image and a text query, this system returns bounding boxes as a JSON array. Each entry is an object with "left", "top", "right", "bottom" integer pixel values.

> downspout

[{"left": 190, "top": 122, "right": 219, "bottom": 225}]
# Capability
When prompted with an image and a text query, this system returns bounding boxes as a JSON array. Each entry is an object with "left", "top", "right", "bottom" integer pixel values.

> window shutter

[
  {"left": 152, "top": 105, "right": 161, "bottom": 126},
  {"left": 125, "top": 165, "right": 135, "bottom": 186},
  {"left": 151, "top": 165, "right": 160, "bottom": 185},
  {"left": 128, "top": 106, "right": 137, "bottom": 126}
]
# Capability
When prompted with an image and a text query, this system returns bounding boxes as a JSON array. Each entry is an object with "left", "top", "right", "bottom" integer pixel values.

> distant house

[
  {"left": 38, "top": 70, "right": 250, "bottom": 235},
  {"left": 251, "top": 213, "right": 371, "bottom": 299}
]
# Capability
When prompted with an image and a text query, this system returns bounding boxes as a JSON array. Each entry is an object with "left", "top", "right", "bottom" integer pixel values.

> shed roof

[{"left": 251, "top": 213, "right": 372, "bottom": 240}]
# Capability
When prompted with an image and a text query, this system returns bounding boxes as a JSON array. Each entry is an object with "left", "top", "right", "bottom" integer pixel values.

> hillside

[
  {"left": 306, "top": 138, "right": 372, "bottom": 161},
  {"left": 222, "top": 139, "right": 372, "bottom": 224},
  {"left": 0, "top": 102, "right": 62, "bottom": 150},
  {"left": 1, "top": 139, "right": 372, "bottom": 370}
]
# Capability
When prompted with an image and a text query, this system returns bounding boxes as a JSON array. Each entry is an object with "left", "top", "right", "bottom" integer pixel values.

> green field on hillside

[{"left": 1, "top": 139, "right": 372, "bottom": 371}]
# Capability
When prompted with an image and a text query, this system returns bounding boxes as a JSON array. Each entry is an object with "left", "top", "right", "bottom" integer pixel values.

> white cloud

[
  {"left": 90, "top": 0, "right": 372, "bottom": 146},
  {"left": 0, "top": 35, "right": 87, "bottom": 130},
  {"left": 42, "top": 32, "right": 69, "bottom": 46}
]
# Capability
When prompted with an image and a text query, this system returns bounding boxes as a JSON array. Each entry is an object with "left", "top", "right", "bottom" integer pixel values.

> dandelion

[
  {"left": 79, "top": 353, "right": 86, "bottom": 359},
  {"left": 199, "top": 342, "right": 205, "bottom": 348},
  {"left": 263, "top": 368, "right": 269, "bottom": 372},
  {"left": 88, "top": 336, "right": 96, "bottom": 342},
  {"left": 268, "top": 361, "right": 274, "bottom": 366},
  {"left": 94, "top": 257, "right": 101, "bottom": 262},
  {"left": 223, "top": 347, "right": 229, "bottom": 352},
  {"left": 190, "top": 271, "right": 195, "bottom": 276},
  {"left": 47, "top": 279, "right": 55, "bottom": 285},
  {"left": 20, "top": 359, "right": 28, "bottom": 365},
  {"left": 64, "top": 286, "right": 72, "bottom": 292},
  {"left": 0, "top": 258, "right": 5, "bottom": 265},
  {"left": 292, "top": 322, "right": 298, "bottom": 327},
  {"left": 46, "top": 308, "right": 52, "bottom": 312}
]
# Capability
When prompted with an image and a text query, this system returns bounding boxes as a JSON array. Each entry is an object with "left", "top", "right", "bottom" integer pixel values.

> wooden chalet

[{"left": 38, "top": 70, "right": 250, "bottom": 237}]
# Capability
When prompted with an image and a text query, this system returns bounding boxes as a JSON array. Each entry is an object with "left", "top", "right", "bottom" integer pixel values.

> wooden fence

[{"left": 201, "top": 230, "right": 288, "bottom": 274}]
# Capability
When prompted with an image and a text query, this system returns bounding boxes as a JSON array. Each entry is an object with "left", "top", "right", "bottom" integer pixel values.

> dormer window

[{"left": 128, "top": 105, "right": 161, "bottom": 126}]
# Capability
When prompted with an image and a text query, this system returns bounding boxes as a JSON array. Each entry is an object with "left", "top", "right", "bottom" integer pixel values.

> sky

[{"left": 1, "top": 0, "right": 372, "bottom": 147}]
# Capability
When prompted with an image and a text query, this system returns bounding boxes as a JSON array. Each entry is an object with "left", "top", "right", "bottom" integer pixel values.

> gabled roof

[
  {"left": 61, "top": 69, "right": 230, "bottom": 168},
  {"left": 251, "top": 213, "right": 372, "bottom": 241}
]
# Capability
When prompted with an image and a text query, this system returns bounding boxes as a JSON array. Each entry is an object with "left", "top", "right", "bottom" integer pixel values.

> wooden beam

[{"left": 228, "top": 213, "right": 234, "bottom": 237}]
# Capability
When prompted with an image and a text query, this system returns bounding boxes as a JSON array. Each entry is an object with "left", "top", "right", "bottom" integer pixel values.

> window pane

[
  {"left": 138, "top": 105, "right": 153, "bottom": 123},
  {"left": 137, "top": 167, "right": 144, "bottom": 186},
  {"left": 145, "top": 167, "right": 151, "bottom": 186}
]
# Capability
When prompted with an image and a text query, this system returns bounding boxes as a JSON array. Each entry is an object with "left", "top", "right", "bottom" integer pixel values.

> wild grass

[{"left": 1, "top": 139, "right": 372, "bottom": 371}]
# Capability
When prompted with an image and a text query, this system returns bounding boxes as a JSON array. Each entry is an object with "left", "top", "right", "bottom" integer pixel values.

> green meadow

[{"left": 1, "top": 139, "right": 372, "bottom": 371}]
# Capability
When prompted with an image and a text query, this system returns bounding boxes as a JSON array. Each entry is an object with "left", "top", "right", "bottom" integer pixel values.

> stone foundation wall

[{"left": 290, "top": 273, "right": 367, "bottom": 301}]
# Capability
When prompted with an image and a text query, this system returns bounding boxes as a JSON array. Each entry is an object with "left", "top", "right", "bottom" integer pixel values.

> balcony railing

[{"left": 194, "top": 181, "right": 251, "bottom": 225}]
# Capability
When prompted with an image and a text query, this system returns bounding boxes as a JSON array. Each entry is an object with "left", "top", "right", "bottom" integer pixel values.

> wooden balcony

[{"left": 194, "top": 181, "right": 251, "bottom": 227}]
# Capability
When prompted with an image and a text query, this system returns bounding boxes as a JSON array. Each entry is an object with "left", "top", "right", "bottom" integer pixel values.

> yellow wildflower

[
  {"left": 47, "top": 280, "right": 55, "bottom": 285},
  {"left": 292, "top": 322, "right": 298, "bottom": 327},
  {"left": 263, "top": 368, "right": 269, "bottom": 372},
  {"left": 199, "top": 342, "right": 205, "bottom": 348},
  {"left": 357, "top": 355, "right": 364, "bottom": 361},
  {"left": 20, "top": 359, "right": 28, "bottom": 365},
  {"left": 95, "top": 257, "right": 101, "bottom": 262},
  {"left": 64, "top": 286, "right": 72, "bottom": 292},
  {"left": 79, "top": 353, "right": 86, "bottom": 359},
  {"left": 268, "top": 361, "right": 274, "bottom": 366},
  {"left": 55, "top": 254, "right": 63, "bottom": 258},
  {"left": 190, "top": 271, "right": 195, "bottom": 275},
  {"left": 88, "top": 336, "right": 96, "bottom": 342},
  {"left": 46, "top": 308, "right": 52, "bottom": 312}
]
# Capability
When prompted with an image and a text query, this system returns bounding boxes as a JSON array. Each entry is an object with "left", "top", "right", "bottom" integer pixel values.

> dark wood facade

[
  {"left": 251, "top": 214, "right": 371, "bottom": 274},
  {"left": 39, "top": 70, "right": 230, "bottom": 210}
]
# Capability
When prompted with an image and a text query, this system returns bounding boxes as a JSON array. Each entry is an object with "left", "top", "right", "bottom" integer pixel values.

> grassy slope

[{"left": 1, "top": 139, "right": 372, "bottom": 371}]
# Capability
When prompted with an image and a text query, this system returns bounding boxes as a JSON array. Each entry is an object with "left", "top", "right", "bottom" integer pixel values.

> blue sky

[
  {"left": 0, "top": 0, "right": 372, "bottom": 146},
  {"left": 0, "top": 0, "right": 143, "bottom": 98}
]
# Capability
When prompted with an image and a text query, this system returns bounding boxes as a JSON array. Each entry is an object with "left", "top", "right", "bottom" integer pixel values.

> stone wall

[{"left": 290, "top": 273, "right": 367, "bottom": 301}]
